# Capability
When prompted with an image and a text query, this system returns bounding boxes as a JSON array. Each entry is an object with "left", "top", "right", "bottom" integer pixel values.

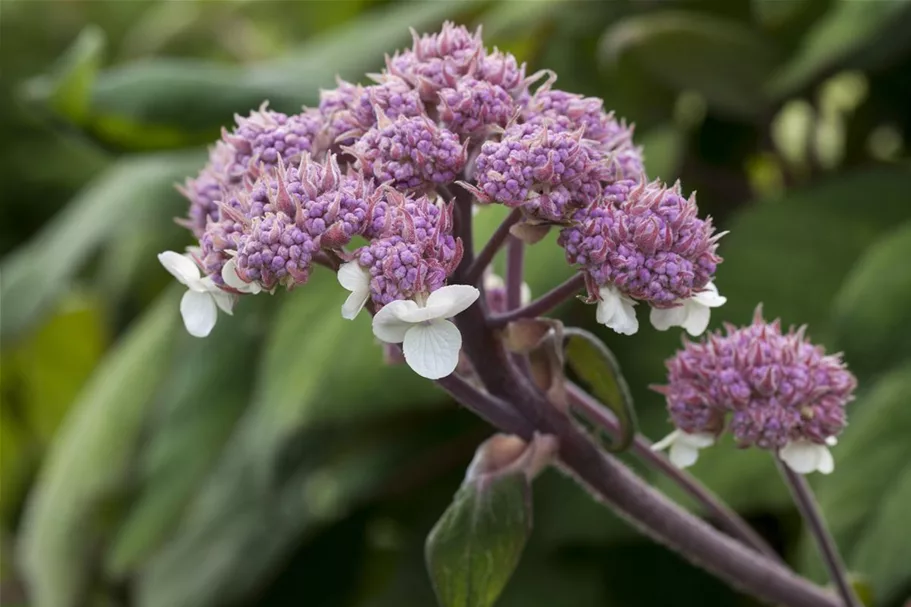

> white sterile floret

[
  {"left": 158, "top": 251, "right": 234, "bottom": 338},
  {"left": 221, "top": 258, "right": 263, "bottom": 294},
  {"left": 651, "top": 429, "right": 715, "bottom": 469},
  {"left": 779, "top": 437, "right": 837, "bottom": 475},
  {"left": 372, "top": 285, "right": 480, "bottom": 380},
  {"left": 650, "top": 281, "right": 726, "bottom": 337},
  {"left": 596, "top": 284, "right": 639, "bottom": 335},
  {"left": 337, "top": 261, "right": 371, "bottom": 320}
]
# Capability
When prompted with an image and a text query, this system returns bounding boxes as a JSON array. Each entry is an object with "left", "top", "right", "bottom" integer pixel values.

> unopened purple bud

[{"left": 438, "top": 78, "right": 516, "bottom": 138}]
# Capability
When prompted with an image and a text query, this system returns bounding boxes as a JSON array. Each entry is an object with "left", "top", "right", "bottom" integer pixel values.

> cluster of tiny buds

[
  {"left": 651, "top": 306, "right": 856, "bottom": 475},
  {"left": 161, "top": 21, "right": 723, "bottom": 379}
]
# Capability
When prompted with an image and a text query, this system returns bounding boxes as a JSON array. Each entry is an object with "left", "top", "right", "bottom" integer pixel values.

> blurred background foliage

[{"left": 1, "top": 0, "right": 911, "bottom": 606}]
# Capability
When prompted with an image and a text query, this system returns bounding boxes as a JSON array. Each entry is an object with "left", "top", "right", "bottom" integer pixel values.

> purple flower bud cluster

[
  {"left": 470, "top": 123, "right": 604, "bottom": 222},
  {"left": 173, "top": 21, "right": 652, "bottom": 312},
  {"left": 354, "top": 190, "right": 463, "bottom": 306},
  {"left": 524, "top": 87, "right": 644, "bottom": 182},
  {"left": 349, "top": 114, "right": 467, "bottom": 191},
  {"left": 658, "top": 307, "right": 856, "bottom": 449},
  {"left": 438, "top": 78, "right": 515, "bottom": 137},
  {"left": 559, "top": 180, "right": 722, "bottom": 307}
]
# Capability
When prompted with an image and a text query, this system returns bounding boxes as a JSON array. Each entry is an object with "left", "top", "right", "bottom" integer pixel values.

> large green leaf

[
  {"left": 425, "top": 473, "right": 531, "bottom": 607},
  {"left": 599, "top": 11, "right": 778, "bottom": 117},
  {"left": 829, "top": 221, "right": 911, "bottom": 380},
  {"left": 0, "top": 295, "right": 107, "bottom": 522},
  {"left": 16, "top": 289, "right": 180, "bottom": 607},
  {"left": 135, "top": 270, "right": 446, "bottom": 607},
  {"left": 104, "top": 295, "right": 278, "bottom": 576},
  {"left": 768, "top": 0, "right": 911, "bottom": 97},
  {"left": 27, "top": 0, "right": 486, "bottom": 150},
  {"left": 798, "top": 364, "right": 911, "bottom": 600},
  {"left": 0, "top": 150, "right": 205, "bottom": 343}
]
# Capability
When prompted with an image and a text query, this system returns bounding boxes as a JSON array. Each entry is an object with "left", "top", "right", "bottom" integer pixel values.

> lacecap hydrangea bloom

[
  {"left": 652, "top": 307, "right": 857, "bottom": 474},
  {"left": 159, "top": 20, "right": 717, "bottom": 377}
]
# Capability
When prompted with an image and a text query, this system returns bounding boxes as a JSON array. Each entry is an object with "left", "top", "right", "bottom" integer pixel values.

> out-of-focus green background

[{"left": 2, "top": 1, "right": 910, "bottom": 606}]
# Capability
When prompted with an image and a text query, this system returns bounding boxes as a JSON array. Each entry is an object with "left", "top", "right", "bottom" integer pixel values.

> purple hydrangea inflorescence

[
  {"left": 438, "top": 78, "right": 516, "bottom": 138},
  {"left": 653, "top": 307, "right": 856, "bottom": 474},
  {"left": 349, "top": 113, "right": 467, "bottom": 191},
  {"left": 388, "top": 22, "right": 484, "bottom": 100},
  {"left": 470, "top": 122, "right": 604, "bottom": 222},
  {"left": 223, "top": 103, "right": 327, "bottom": 173},
  {"left": 354, "top": 190, "right": 462, "bottom": 306},
  {"left": 525, "top": 87, "right": 644, "bottom": 182}
]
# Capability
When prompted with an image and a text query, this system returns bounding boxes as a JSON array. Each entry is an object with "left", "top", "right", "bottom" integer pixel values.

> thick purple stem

[
  {"left": 566, "top": 382, "right": 782, "bottom": 562},
  {"left": 505, "top": 236, "right": 524, "bottom": 310},
  {"left": 464, "top": 208, "right": 522, "bottom": 285}
]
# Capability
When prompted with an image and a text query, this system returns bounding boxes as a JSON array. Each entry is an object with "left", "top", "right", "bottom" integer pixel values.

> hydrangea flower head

[
  {"left": 653, "top": 306, "right": 857, "bottom": 474},
  {"left": 438, "top": 78, "right": 516, "bottom": 138},
  {"left": 525, "top": 86, "right": 644, "bottom": 181},
  {"left": 562, "top": 179, "right": 725, "bottom": 335},
  {"left": 388, "top": 22, "right": 484, "bottom": 99},
  {"left": 321, "top": 77, "right": 424, "bottom": 145},
  {"left": 469, "top": 122, "right": 604, "bottom": 222},
  {"left": 348, "top": 113, "right": 467, "bottom": 191},
  {"left": 223, "top": 103, "right": 327, "bottom": 173},
  {"left": 341, "top": 190, "right": 462, "bottom": 310},
  {"left": 177, "top": 141, "right": 237, "bottom": 239}
]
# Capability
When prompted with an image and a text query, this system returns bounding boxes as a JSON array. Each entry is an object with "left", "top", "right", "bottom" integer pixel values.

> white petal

[
  {"left": 651, "top": 430, "right": 681, "bottom": 452},
  {"left": 596, "top": 286, "right": 638, "bottom": 335},
  {"left": 221, "top": 258, "right": 261, "bottom": 294},
  {"left": 650, "top": 305, "right": 688, "bottom": 332},
  {"left": 825, "top": 436, "right": 838, "bottom": 447},
  {"left": 159, "top": 251, "right": 202, "bottom": 288},
  {"left": 423, "top": 285, "right": 481, "bottom": 319},
  {"left": 681, "top": 301, "right": 712, "bottom": 337},
  {"left": 680, "top": 431, "right": 715, "bottom": 448},
  {"left": 337, "top": 261, "right": 370, "bottom": 292},
  {"left": 779, "top": 440, "right": 824, "bottom": 474},
  {"left": 692, "top": 282, "right": 727, "bottom": 308},
  {"left": 401, "top": 319, "right": 462, "bottom": 379},
  {"left": 817, "top": 447, "right": 835, "bottom": 475},
  {"left": 180, "top": 290, "right": 218, "bottom": 338},
  {"left": 209, "top": 287, "right": 235, "bottom": 315},
  {"left": 342, "top": 289, "right": 369, "bottom": 320},
  {"left": 372, "top": 300, "right": 420, "bottom": 343},
  {"left": 669, "top": 441, "right": 700, "bottom": 469}
]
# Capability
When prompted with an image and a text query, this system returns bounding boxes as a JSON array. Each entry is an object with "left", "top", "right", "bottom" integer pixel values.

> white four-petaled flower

[
  {"left": 596, "top": 284, "right": 639, "bottom": 335},
  {"left": 779, "top": 437, "right": 837, "bottom": 475},
  {"left": 650, "top": 282, "right": 726, "bottom": 337},
  {"left": 158, "top": 251, "right": 234, "bottom": 338},
  {"left": 651, "top": 430, "right": 715, "bottom": 469},
  {"left": 372, "top": 285, "right": 480, "bottom": 380}
]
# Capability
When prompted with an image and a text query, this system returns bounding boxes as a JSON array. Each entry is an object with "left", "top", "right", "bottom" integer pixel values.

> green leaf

[
  {"left": 830, "top": 221, "right": 911, "bottom": 379},
  {"left": 425, "top": 474, "right": 531, "bottom": 607},
  {"left": 104, "top": 295, "right": 277, "bottom": 576},
  {"left": 0, "top": 294, "right": 107, "bottom": 522},
  {"left": 28, "top": 0, "right": 485, "bottom": 150},
  {"left": 768, "top": 0, "right": 911, "bottom": 97},
  {"left": 717, "top": 167, "right": 911, "bottom": 330},
  {"left": 564, "top": 328, "right": 637, "bottom": 452},
  {"left": 21, "top": 25, "right": 106, "bottom": 124},
  {"left": 0, "top": 150, "right": 205, "bottom": 344},
  {"left": 135, "top": 271, "right": 446, "bottom": 607},
  {"left": 800, "top": 363, "right": 911, "bottom": 602},
  {"left": 17, "top": 289, "right": 180, "bottom": 607},
  {"left": 599, "top": 11, "right": 778, "bottom": 117}
]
